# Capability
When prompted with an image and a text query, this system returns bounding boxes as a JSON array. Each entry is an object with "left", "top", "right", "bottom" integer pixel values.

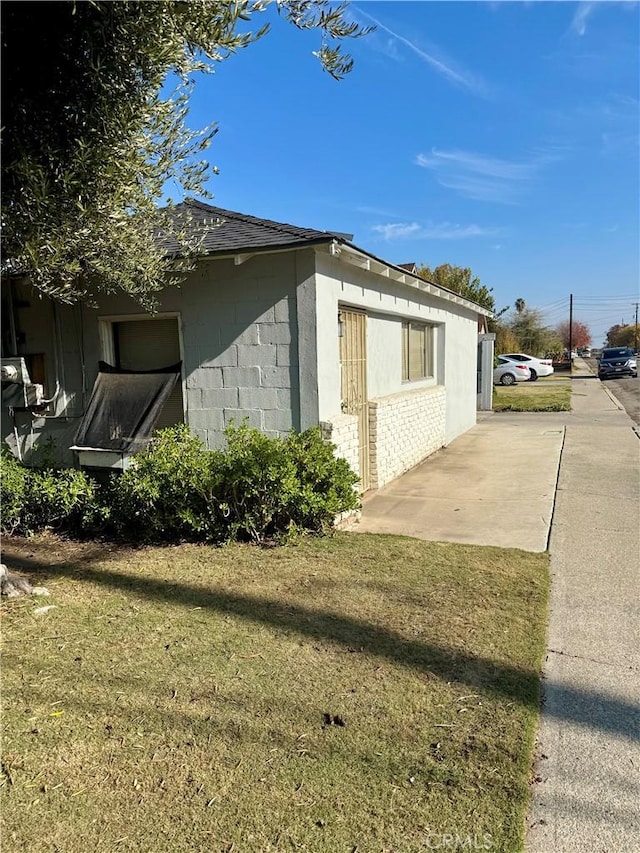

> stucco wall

[
  {"left": 441, "top": 310, "right": 478, "bottom": 444},
  {"left": 313, "top": 249, "right": 478, "bottom": 445}
]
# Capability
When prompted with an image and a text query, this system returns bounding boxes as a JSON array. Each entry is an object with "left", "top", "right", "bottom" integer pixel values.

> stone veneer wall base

[
  {"left": 368, "top": 385, "right": 446, "bottom": 489},
  {"left": 322, "top": 384, "right": 446, "bottom": 498}
]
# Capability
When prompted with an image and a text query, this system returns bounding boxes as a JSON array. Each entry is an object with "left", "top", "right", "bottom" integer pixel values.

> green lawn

[
  {"left": 493, "top": 380, "right": 572, "bottom": 412},
  {"left": 1, "top": 532, "right": 549, "bottom": 853}
]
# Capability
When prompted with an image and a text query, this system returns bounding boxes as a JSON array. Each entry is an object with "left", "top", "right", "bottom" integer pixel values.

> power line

[
  {"left": 535, "top": 297, "right": 570, "bottom": 311},
  {"left": 574, "top": 296, "right": 638, "bottom": 303},
  {"left": 574, "top": 305, "right": 636, "bottom": 312}
]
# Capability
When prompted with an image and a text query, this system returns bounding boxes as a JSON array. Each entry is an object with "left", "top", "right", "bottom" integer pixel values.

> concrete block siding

[
  {"left": 175, "top": 255, "right": 304, "bottom": 449},
  {"left": 1, "top": 254, "right": 304, "bottom": 464},
  {"left": 369, "top": 386, "right": 446, "bottom": 489},
  {"left": 184, "top": 302, "right": 296, "bottom": 448},
  {"left": 4, "top": 243, "right": 475, "bottom": 484}
]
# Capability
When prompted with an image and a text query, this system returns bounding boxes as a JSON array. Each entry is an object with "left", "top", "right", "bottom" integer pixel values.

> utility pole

[
  {"left": 634, "top": 302, "right": 639, "bottom": 353},
  {"left": 568, "top": 293, "right": 573, "bottom": 371}
]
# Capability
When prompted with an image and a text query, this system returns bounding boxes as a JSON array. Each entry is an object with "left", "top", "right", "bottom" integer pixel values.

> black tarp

[{"left": 73, "top": 361, "right": 181, "bottom": 453}]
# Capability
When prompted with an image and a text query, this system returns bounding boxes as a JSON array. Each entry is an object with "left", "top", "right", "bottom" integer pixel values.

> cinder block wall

[
  {"left": 184, "top": 301, "right": 296, "bottom": 448},
  {"left": 175, "top": 255, "right": 301, "bottom": 449},
  {"left": 369, "top": 386, "right": 446, "bottom": 488}
]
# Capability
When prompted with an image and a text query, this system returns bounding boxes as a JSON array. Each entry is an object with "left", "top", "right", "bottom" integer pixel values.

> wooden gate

[{"left": 339, "top": 308, "right": 370, "bottom": 491}]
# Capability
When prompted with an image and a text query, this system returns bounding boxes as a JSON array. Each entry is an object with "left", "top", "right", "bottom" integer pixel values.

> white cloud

[
  {"left": 353, "top": 5, "right": 489, "bottom": 96},
  {"left": 415, "top": 146, "right": 560, "bottom": 204},
  {"left": 373, "top": 221, "right": 501, "bottom": 241},
  {"left": 571, "top": 3, "right": 596, "bottom": 36},
  {"left": 373, "top": 222, "right": 423, "bottom": 240},
  {"left": 436, "top": 175, "right": 522, "bottom": 205},
  {"left": 416, "top": 149, "right": 536, "bottom": 181},
  {"left": 356, "top": 204, "right": 399, "bottom": 218}
]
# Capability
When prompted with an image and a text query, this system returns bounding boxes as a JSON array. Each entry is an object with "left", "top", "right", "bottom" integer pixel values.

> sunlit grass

[
  {"left": 2, "top": 532, "right": 549, "bottom": 853},
  {"left": 493, "top": 381, "right": 572, "bottom": 412}
]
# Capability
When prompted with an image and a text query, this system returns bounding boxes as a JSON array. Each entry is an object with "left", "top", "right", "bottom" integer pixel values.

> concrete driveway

[{"left": 348, "top": 412, "right": 566, "bottom": 552}]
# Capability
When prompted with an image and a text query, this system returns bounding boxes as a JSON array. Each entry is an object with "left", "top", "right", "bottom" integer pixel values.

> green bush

[
  {"left": 284, "top": 427, "right": 360, "bottom": 533},
  {"left": 26, "top": 467, "right": 107, "bottom": 536},
  {"left": 1, "top": 423, "right": 360, "bottom": 544},
  {"left": 213, "top": 422, "right": 300, "bottom": 543},
  {"left": 212, "top": 423, "right": 360, "bottom": 542},
  {"left": 0, "top": 447, "right": 105, "bottom": 537},
  {"left": 108, "top": 424, "right": 223, "bottom": 543},
  {"left": 1, "top": 446, "right": 29, "bottom": 534},
  {"left": 109, "top": 422, "right": 360, "bottom": 544}
]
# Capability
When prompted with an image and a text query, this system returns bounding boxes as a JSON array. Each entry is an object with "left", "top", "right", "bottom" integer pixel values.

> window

[
  {"left": 100, "top": 315, "right": 184, "bottom": 430},
  {"left": 402, "top": 321, "right": 434, "bottom": 381},
  {"left": 112, "top": 318, "right": 183, "bottom": 430}
]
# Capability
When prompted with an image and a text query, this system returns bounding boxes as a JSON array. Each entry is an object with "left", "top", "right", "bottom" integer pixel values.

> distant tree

[
  {"left": 606, "top": 323, "right": 639, "bottom": 348},
  {"left": 494, "top": 324, "right": 521, "bottom": 355},
  {"left": 556, "top": 320, "right": 592, "bottom": 350},
  {"left": 509, "top": 307, "right": 562, "bottom": 356},
  {"left": 605, "top": 325, "right": 623, "bottom": 346},
  {"left": 1, "top": 1, "right": 371, "bottom": 307},
  {"left": 416, "top": 263, "right": 498, "bottom": 314}
]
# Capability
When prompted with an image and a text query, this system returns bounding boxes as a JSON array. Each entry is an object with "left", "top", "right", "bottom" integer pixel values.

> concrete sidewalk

[
  {"left": 350, "top": 359, "right": 640, "bottom": 850},
  {"left": 526, "top": 370, "right": 640, "bottom": 852},
  {"left": 350, "top": 412, "right": 566, "bottom": 552}
]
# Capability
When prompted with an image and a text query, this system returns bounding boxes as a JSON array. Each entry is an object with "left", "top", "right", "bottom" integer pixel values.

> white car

[
  {"left": 499, "top": 353, "right": 554, "bottom": 382},
  {"left": 493, "top": 357, "right": 531, "bottom": 385}
]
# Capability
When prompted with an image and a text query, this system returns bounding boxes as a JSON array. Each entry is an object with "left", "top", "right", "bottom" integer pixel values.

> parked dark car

[{"left": 597, "top": 347, "right": 637, "bottom": 380}]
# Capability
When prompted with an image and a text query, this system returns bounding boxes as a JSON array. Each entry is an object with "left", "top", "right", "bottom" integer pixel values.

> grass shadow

[{"left": 5, "top": 549, "right": 638, "bottom": 743}]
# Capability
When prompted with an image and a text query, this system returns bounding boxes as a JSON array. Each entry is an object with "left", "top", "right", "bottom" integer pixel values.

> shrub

[
  {"left": 108, "top": 424, "right": 224, "bottom": 543},
  {"left": 110, "top": 423, "right": 360, "bottom": 544},
  {"left": 214, "top": 422, "right": 300, "bottom": 543},
  {"left": 26, "top": 467, "right": 106, "bottom": 536},
  {"left": 213, "top": 423, "right": 360, "bottom": 543},
  {"left": 284, "top": 427, "right": 360, "bottom": 533},
  {"left": 1, "top": 446, "right": 29, "bottom": 534},
  {"left": 0, "top": 448, "right": 105, "bottom": 537},
  {"left": 1, "top": 423, "right": 360, "bottom": 544}
]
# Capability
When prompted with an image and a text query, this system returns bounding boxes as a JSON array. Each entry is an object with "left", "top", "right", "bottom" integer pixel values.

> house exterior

[{"left": 1, "top": 201, "right": 492, "bottom": 491}]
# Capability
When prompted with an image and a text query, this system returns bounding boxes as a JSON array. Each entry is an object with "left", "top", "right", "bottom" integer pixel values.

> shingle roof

[
  {"left": 155, "top": 200, "right": 490, "bottom": 315},
  {"left": 158, "top": 199, "right": 343, "bottom": 257}
]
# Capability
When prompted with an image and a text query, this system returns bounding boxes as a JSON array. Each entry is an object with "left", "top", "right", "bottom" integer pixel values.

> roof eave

[
  {"left": 164, "top": 236, "right": 335, "bottom": 265},
  {"left": 328, "top": 241, "right": 493, "bottom": 317}
]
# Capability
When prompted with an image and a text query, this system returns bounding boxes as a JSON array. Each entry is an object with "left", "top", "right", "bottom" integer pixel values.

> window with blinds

[{"left": 402, "top": 321, "right": 434, "bottom": 381}]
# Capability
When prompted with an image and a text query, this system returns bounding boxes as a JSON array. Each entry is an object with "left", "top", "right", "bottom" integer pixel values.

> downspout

[
  {"left": 7, "top": 281, "right": 19, "bottom": 355},
  {"left": 77, "top": 303, "right": 87, "bottom": 409},
  {"left": 4, "top": 283, "right": 22, "bottom": 459},
  {"left": 38, "top": 300, "right": 63, "bottom": 408}
]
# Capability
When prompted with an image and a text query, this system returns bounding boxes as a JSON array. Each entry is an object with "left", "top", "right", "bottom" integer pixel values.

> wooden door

[{"left": 339, "top": 308, "right": 370, "bottom": 491}]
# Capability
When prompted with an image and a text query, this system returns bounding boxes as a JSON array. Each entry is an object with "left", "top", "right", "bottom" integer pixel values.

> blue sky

[{"left": 183, "top": 1, "right": 639, "bottom": 346}]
